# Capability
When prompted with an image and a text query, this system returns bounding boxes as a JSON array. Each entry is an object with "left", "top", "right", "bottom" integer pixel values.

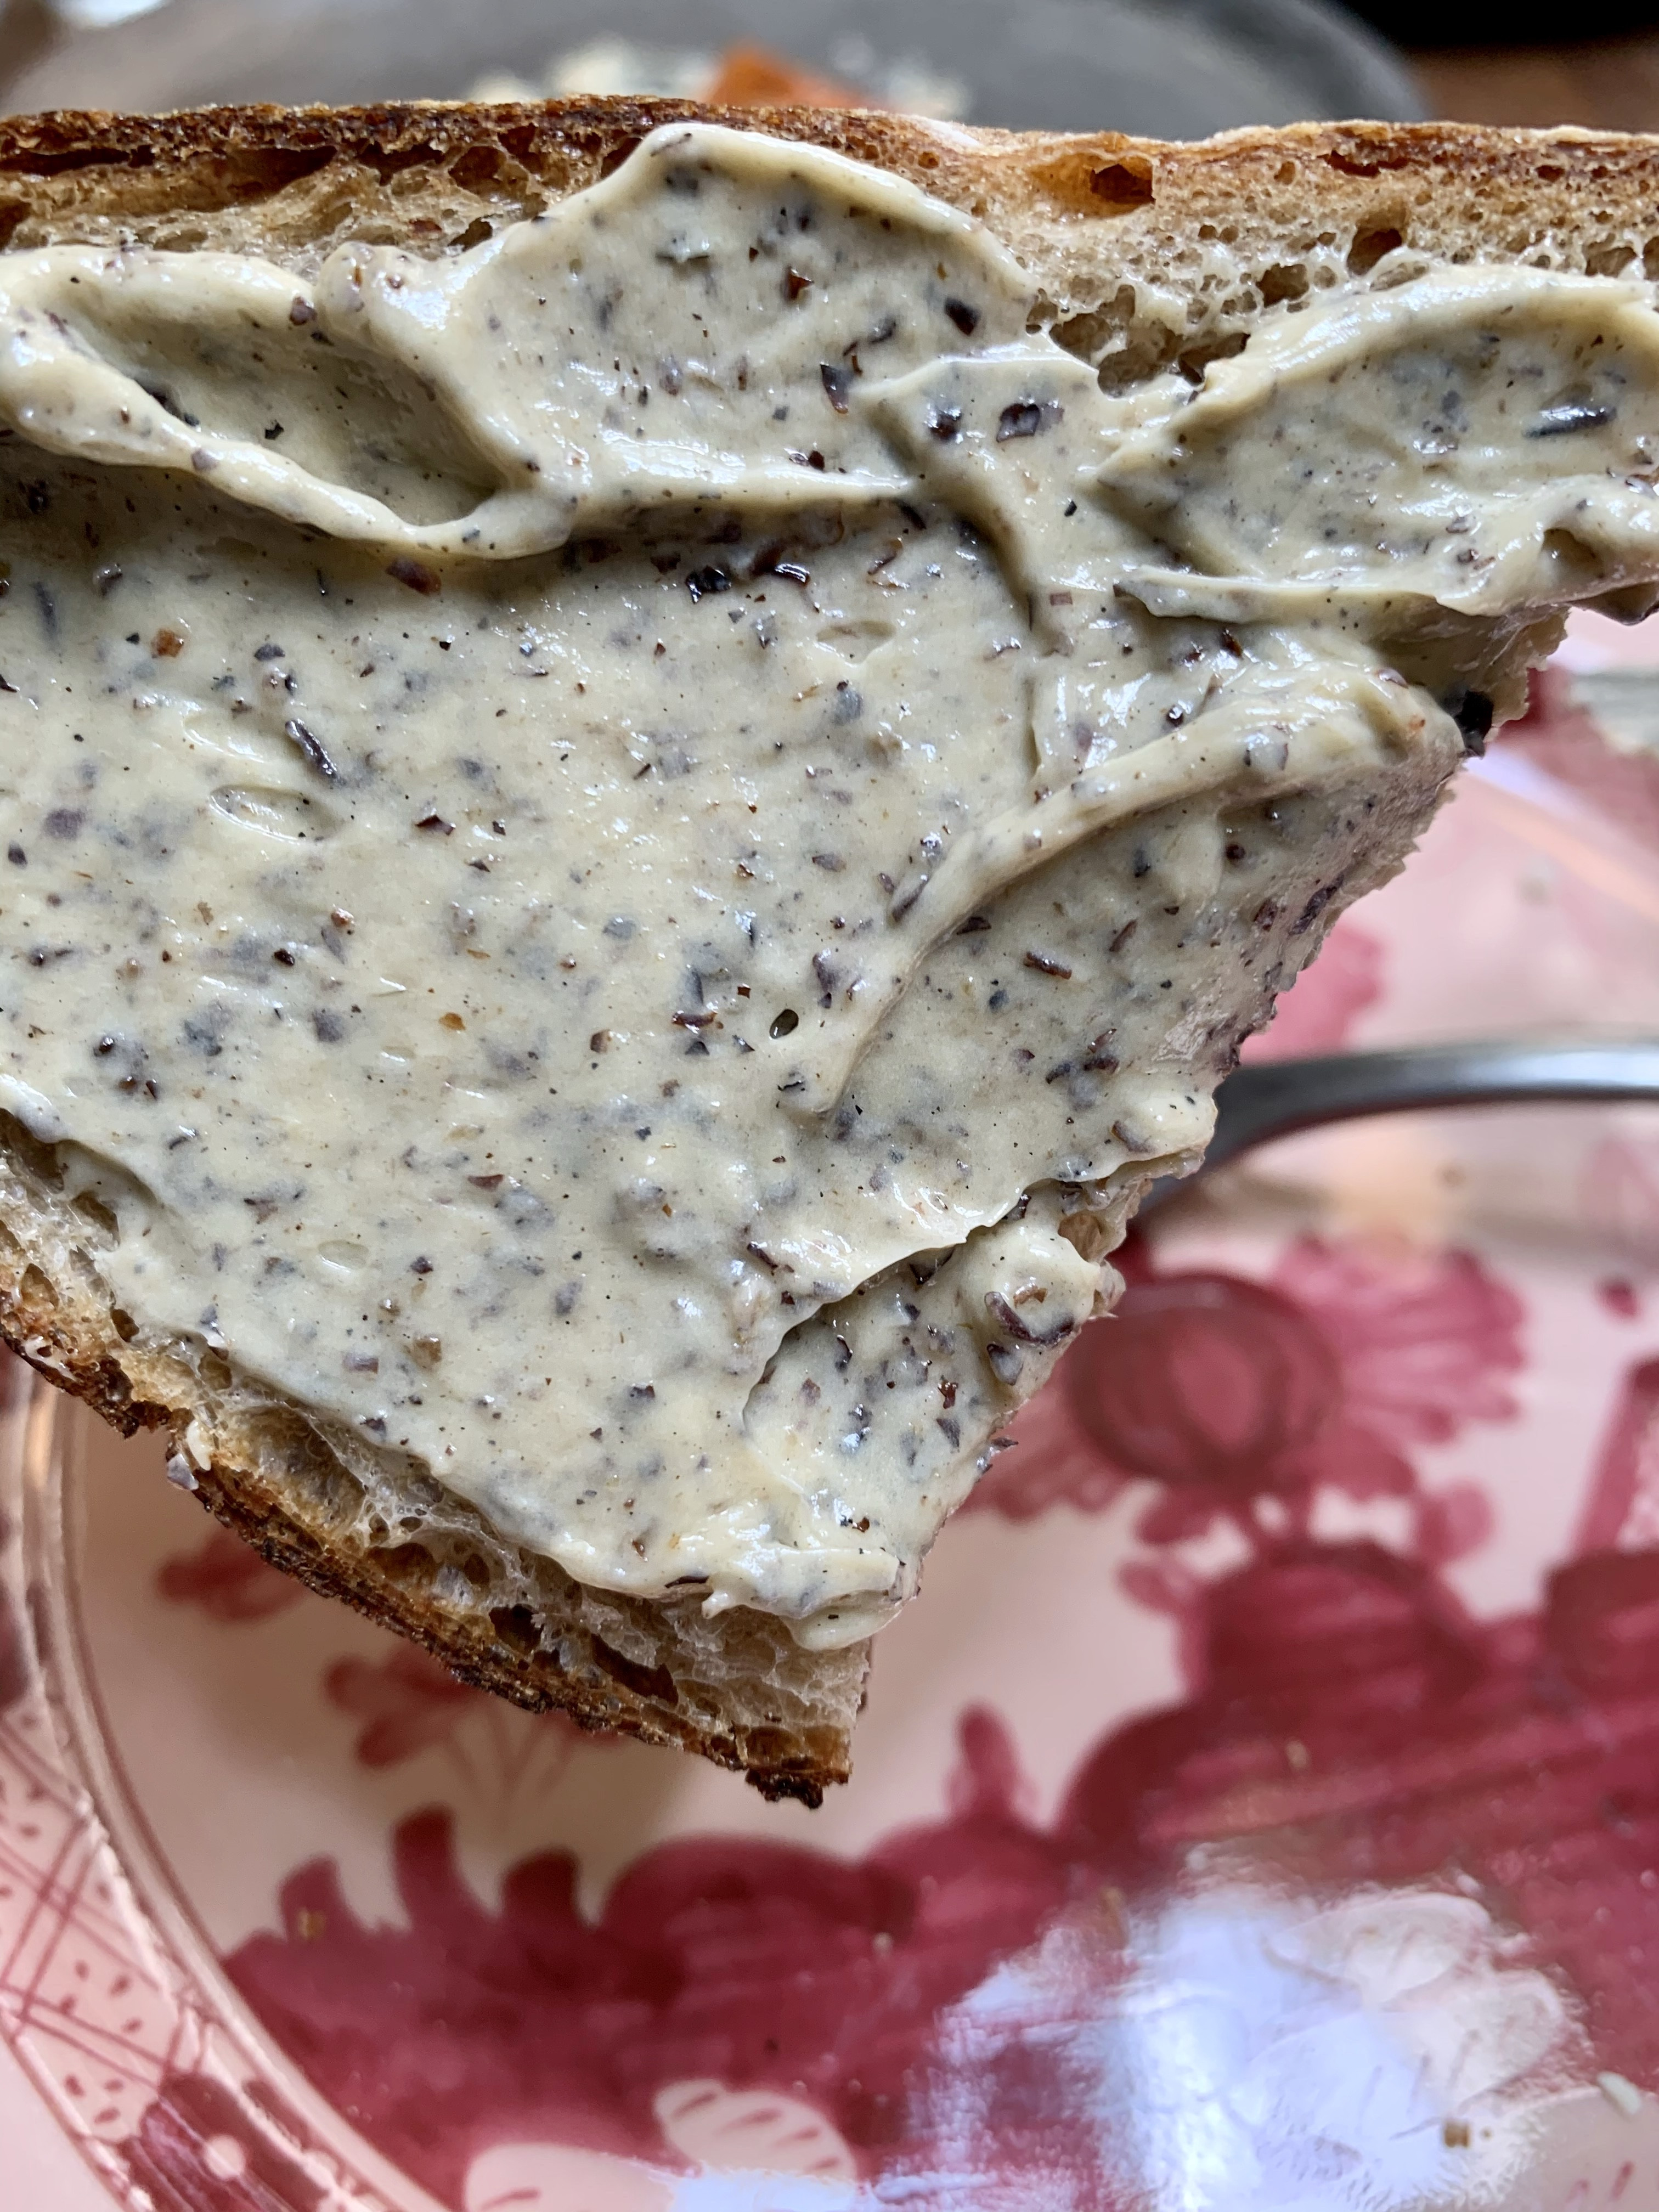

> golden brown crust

[
  {"left": 2, "top": 103, "right": 1657, "bottom": 399},
  {"left": 3, "top": 99, "right": 1657, "bottom": 1795},
  {"left": 0, "top": 1120, "right": 862, "bottom": 1803},
  {"left": 0, "top": 1274, "right": 858, "bottom": 1803},
  {"left": 0, "top": 99, "right": 1657, "bottom": 204},
  {"left": 0, "top": 103, "right": 1657, "bottom": 284}
]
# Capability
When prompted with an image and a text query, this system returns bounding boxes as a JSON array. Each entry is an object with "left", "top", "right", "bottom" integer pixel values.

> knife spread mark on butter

[{"left": 0, "top": 124, "right": 1654, "bottom": 1644}]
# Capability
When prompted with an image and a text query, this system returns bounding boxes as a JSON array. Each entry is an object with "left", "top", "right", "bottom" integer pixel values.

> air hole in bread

[
  {"left": 356, "top": 140, "right": 441, "bottom": 186},
  {"left": 1259, "top": 262, "right": 1309, "bottom": 306},
  {"left": 115, "top": 148, "right": 336, "bottom": 226},
  {"left": 489, "top": 1600, "right": 541, "bottom": 1655},
  {"left": 1325, "top": 151, "right": 1393, "bottom": 180},
  {"left": 0, "top": 143, "right": 154, "bottom": 179},
  {"left": 219, "top": 148, "right": 338, "bottom": 205},
  {"left": 1587, "top": 240, "right": 1637, "bottom": 277},
  {"left": 1176, "top": 331, "right": 1249, "bottom": 387},
  {"left": 1089, "top": 160, "right": 1155, "bottom": 212},
  {"left": 373, "top": 1540, "right": 438, "bottom": 1591},
  {"left": 599, "top": 136, "right": 643, "bottom": 181},
  {"left": 71, "top": 1190, "right": 119, "bottom": 1246},
  {"left": 1348, "top": 224, "right": 1407, "bottom": 276},
  {"left": 448, "top": 144, "right": 513, "bottom": 196},
  {"left": 243, "top": 1408, "right": 364, "bottom": 1528},
  {"left": 0, "top": 1110, "right": 63, "bottom": 1191},
  {"left": 1047, "top": 289, "right": 1135, "bottom": 372},
  {"left": 591, "top": 1632, "right": 678, "bottom": 1705}
]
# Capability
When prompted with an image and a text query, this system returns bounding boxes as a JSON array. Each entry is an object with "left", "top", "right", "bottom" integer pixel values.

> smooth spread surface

[{"left": 0, "top": 125, "right": 1649, "bottom": 1643}]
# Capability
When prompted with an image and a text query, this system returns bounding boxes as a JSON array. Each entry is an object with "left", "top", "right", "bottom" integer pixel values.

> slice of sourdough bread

[{"left": 0, "top": 99, "right": 1652, "bottom": 1803}]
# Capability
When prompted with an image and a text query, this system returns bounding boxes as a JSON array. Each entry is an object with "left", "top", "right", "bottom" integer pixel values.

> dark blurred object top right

[
  {"left": 1347, "top": 0, "right": 1656, "bottom": 48},
  {"left": 1373, "top": 7, "right": 1659, "bottom": 132}
]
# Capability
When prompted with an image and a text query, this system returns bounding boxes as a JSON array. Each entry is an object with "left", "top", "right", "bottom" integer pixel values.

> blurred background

[{"left": 0, "top": 0, "right": 1652, "bottom": 137}]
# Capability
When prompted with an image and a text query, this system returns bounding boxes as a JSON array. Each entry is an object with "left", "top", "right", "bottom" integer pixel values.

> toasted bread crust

[
  {"left": 0, "top": 100, "right": 1652, "bottom": 1795},
  {"left": 0, "top": 102, "right": 1657, "bottom": 313},
  {"left": 0, "top": 1245, "right": 862, "bottom": 1804}
]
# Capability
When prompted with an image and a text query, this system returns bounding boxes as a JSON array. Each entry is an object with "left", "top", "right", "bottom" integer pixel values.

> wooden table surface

[{"left": 1412, "top": 36, "right": 1659, "bottom": 131}]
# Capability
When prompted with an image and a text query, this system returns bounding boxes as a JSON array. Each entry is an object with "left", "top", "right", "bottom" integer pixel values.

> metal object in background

[
  {"left": 0, "top": 0, "right": 1424, "bottom": 134},
  {"left": 1143, "top": 1035, "right": 1659, "bottom": 1211}
]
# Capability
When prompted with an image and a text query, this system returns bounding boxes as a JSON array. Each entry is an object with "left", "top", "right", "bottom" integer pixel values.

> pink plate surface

[{"left": 7, "top": 617, "right": 1659, "bottom": 2211}]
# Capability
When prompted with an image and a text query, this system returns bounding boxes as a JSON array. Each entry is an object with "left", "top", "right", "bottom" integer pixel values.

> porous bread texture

[
  {"left": 2, "top": 103, "right": 1658, "bottom": 388},
  {"left": 0, "top": 100, "right": 1641, "bottom": 1797}
]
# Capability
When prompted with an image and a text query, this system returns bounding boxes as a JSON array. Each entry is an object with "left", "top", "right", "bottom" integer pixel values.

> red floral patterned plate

[{"left": 7, "top": 615, "right": 1659, "bottom": 2212}]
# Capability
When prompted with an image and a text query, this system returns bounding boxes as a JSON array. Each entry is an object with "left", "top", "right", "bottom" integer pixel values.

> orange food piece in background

[{"left": 703, "top": 44, "right": 885, "bottom": 109}]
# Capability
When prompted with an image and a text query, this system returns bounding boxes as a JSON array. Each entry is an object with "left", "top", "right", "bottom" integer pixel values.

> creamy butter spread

[{"left": 0, "top": 125, "right": 1654, "bottom": 1646}]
